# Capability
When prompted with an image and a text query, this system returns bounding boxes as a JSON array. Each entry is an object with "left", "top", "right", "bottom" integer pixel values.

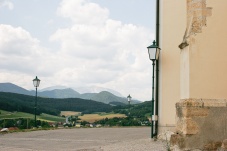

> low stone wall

[{"left": 171, "top": 99, "right": 227, "bottom": 150}]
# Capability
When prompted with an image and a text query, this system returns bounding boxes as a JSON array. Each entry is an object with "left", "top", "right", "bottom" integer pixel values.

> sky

[{"left": 0, "top": 0, "right": 156, "bottom": 101}]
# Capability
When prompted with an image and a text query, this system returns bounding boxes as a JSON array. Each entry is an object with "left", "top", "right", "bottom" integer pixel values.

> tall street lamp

[
  {"left": 33, "top": 76, "right": 40, "bottom": 128},
  {"left": 127, "top": 94, "right": 132, "bottom": 105},
  {"left": 147, "top": 40, "right": 160, "bottom": 138},
  {"left": 127, "top": 94, "right": 132, "bottom": 117}
]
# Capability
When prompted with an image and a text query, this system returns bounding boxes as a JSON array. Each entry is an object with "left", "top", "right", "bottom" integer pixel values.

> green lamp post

[
  {"left": 147, "top": 40, "right": 160, "bottom": 138},
  {"left": 33, "top": 76, "right": 40, "bottom": 128}
]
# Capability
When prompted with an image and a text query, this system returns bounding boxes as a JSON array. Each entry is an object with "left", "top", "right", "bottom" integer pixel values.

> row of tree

[
  {"left": 94, "top": 117, "right": 150, "bottom": 126},
  {"left": 112, "top": 101, "right": 153, "bottom": 117},
  {"left": 92, "top": 101, "right": 152, "bottom": 126}
]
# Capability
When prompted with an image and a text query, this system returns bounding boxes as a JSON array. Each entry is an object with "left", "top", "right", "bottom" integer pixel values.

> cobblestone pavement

[{"left": 0, "top": 127, "right": 166, "bottom": 151}]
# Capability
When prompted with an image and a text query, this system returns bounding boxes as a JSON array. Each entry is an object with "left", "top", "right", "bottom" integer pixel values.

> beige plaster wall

[
  {"left": 161, "top": 0, "right": 227, "bottom": 129},
  {"left": 159, "top": 0, "right": 186, "bottom": 127},
  {"left": 187, "top": 0, "right": 227, "bottom": 99},
  {"left": 180, "top": 46, "right": 190, "bottom": 99}
]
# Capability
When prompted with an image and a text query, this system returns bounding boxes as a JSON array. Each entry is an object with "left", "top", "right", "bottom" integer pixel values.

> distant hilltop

[
  {"left": 0, "top": 82, "right": 141, "bottom": 105},
  {"left": 41, "top": 85, "right": 123, "bottom": 97}
]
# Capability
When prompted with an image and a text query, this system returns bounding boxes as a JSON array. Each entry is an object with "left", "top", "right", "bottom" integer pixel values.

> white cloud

[
  {"left": 0, "top": 0, "right": 155, "bottom": 101},
  {"left": 0, "top": 25, "right": 40, "bottom": 74},
  {"left": 57, "top": 0, "right": 109, "bottom": 25},
  {"left": 0, "top": 0, "right": 14, "bottom": 10},
  {"left": 0, "top": 25, "right": 40, "bottom": 56},
  {"left": 50, "top": 0, "right": 154, "bottom": 100},
  {"left": 50, "top": 20, "right": 151, "bottom": 61},
  {"left": 0, "top": 24, "right": 59, "bottom": 76}
]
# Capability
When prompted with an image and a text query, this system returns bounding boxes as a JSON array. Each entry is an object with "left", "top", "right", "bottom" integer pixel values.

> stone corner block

[
  {"left": 176, "top": 99, "right": 203, "bottom": 108},
  {"left": 176, "top": 98, "right": 227, "bottom": 108},
  {"left": 202, "top": 99, "right": 227, "bottom": 107}
]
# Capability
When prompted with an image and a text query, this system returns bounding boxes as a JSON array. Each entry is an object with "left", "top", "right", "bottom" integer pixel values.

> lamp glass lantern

[
  {"left": 127, "top": 94, "right": 132, "bottom": 102},
  {"left": 33, "top": 76, "right": 40, "bottom": 88},
  {"left": 147, "top": 40, "right": 160, "bottom": 61}
]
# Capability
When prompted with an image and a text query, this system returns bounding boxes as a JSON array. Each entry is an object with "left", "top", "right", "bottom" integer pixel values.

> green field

[
  {"left": 38, "top": 113, "right": 65, "bottom": 122},
  {"left": 60, "top": 111, "right": 81, "bottom": 117},
  {"left": 0, "top": 110, "right": 126, "bottom": 123},
  {"left": 79, "top": 113, "right": 126, "bottom": 123},
  {"left": 0, "top": 110, "right": 65, "bottom": 122},
  {"left": 60, "top": 111, "right": 126, "bottom": 123}
]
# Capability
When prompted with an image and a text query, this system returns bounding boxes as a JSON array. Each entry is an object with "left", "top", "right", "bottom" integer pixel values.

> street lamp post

[
  {"left": 33, "top": 76, "right": 40, "bottom": 128},
  {"left": 127, "top": 94, "right": 132, "bottom": 117},
  {"left": 127, "top": 94, "right": 132, "bottom": 105},
  {"left": 147, "top": 40, "right": 160, "bottom": 138}
]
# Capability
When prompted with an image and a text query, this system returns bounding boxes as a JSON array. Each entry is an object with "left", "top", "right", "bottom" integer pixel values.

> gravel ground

[{"left": 0, "top": 127, "right": 166, "bottom": 151}]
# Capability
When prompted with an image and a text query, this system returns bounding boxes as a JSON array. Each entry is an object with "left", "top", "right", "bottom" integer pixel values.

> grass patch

[
  {"left": 0, "top": 110, "right": 34, "bottom": 119},
  {"left": 38, "top": 113, "right": 65, "bottom": 122},
  {"left": 0, "top": 110, "right": 64, "bottom": 122},
  {"left": 145, "top": 113, "right": 151, "bottom": 118}
]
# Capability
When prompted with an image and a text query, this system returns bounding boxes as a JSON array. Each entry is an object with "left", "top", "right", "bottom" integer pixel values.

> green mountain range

[{"left": 0, "top": 83, "right": 140, "bottom": 105}]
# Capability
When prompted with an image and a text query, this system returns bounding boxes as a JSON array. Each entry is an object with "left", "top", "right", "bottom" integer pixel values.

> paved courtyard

[{"left": 0, "top": 127, "right": 166, "bottom": 151}]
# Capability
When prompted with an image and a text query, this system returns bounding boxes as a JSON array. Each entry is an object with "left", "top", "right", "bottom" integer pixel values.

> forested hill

[{"left": 0, "top": 92, "right": 112, "bottom": 116}]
